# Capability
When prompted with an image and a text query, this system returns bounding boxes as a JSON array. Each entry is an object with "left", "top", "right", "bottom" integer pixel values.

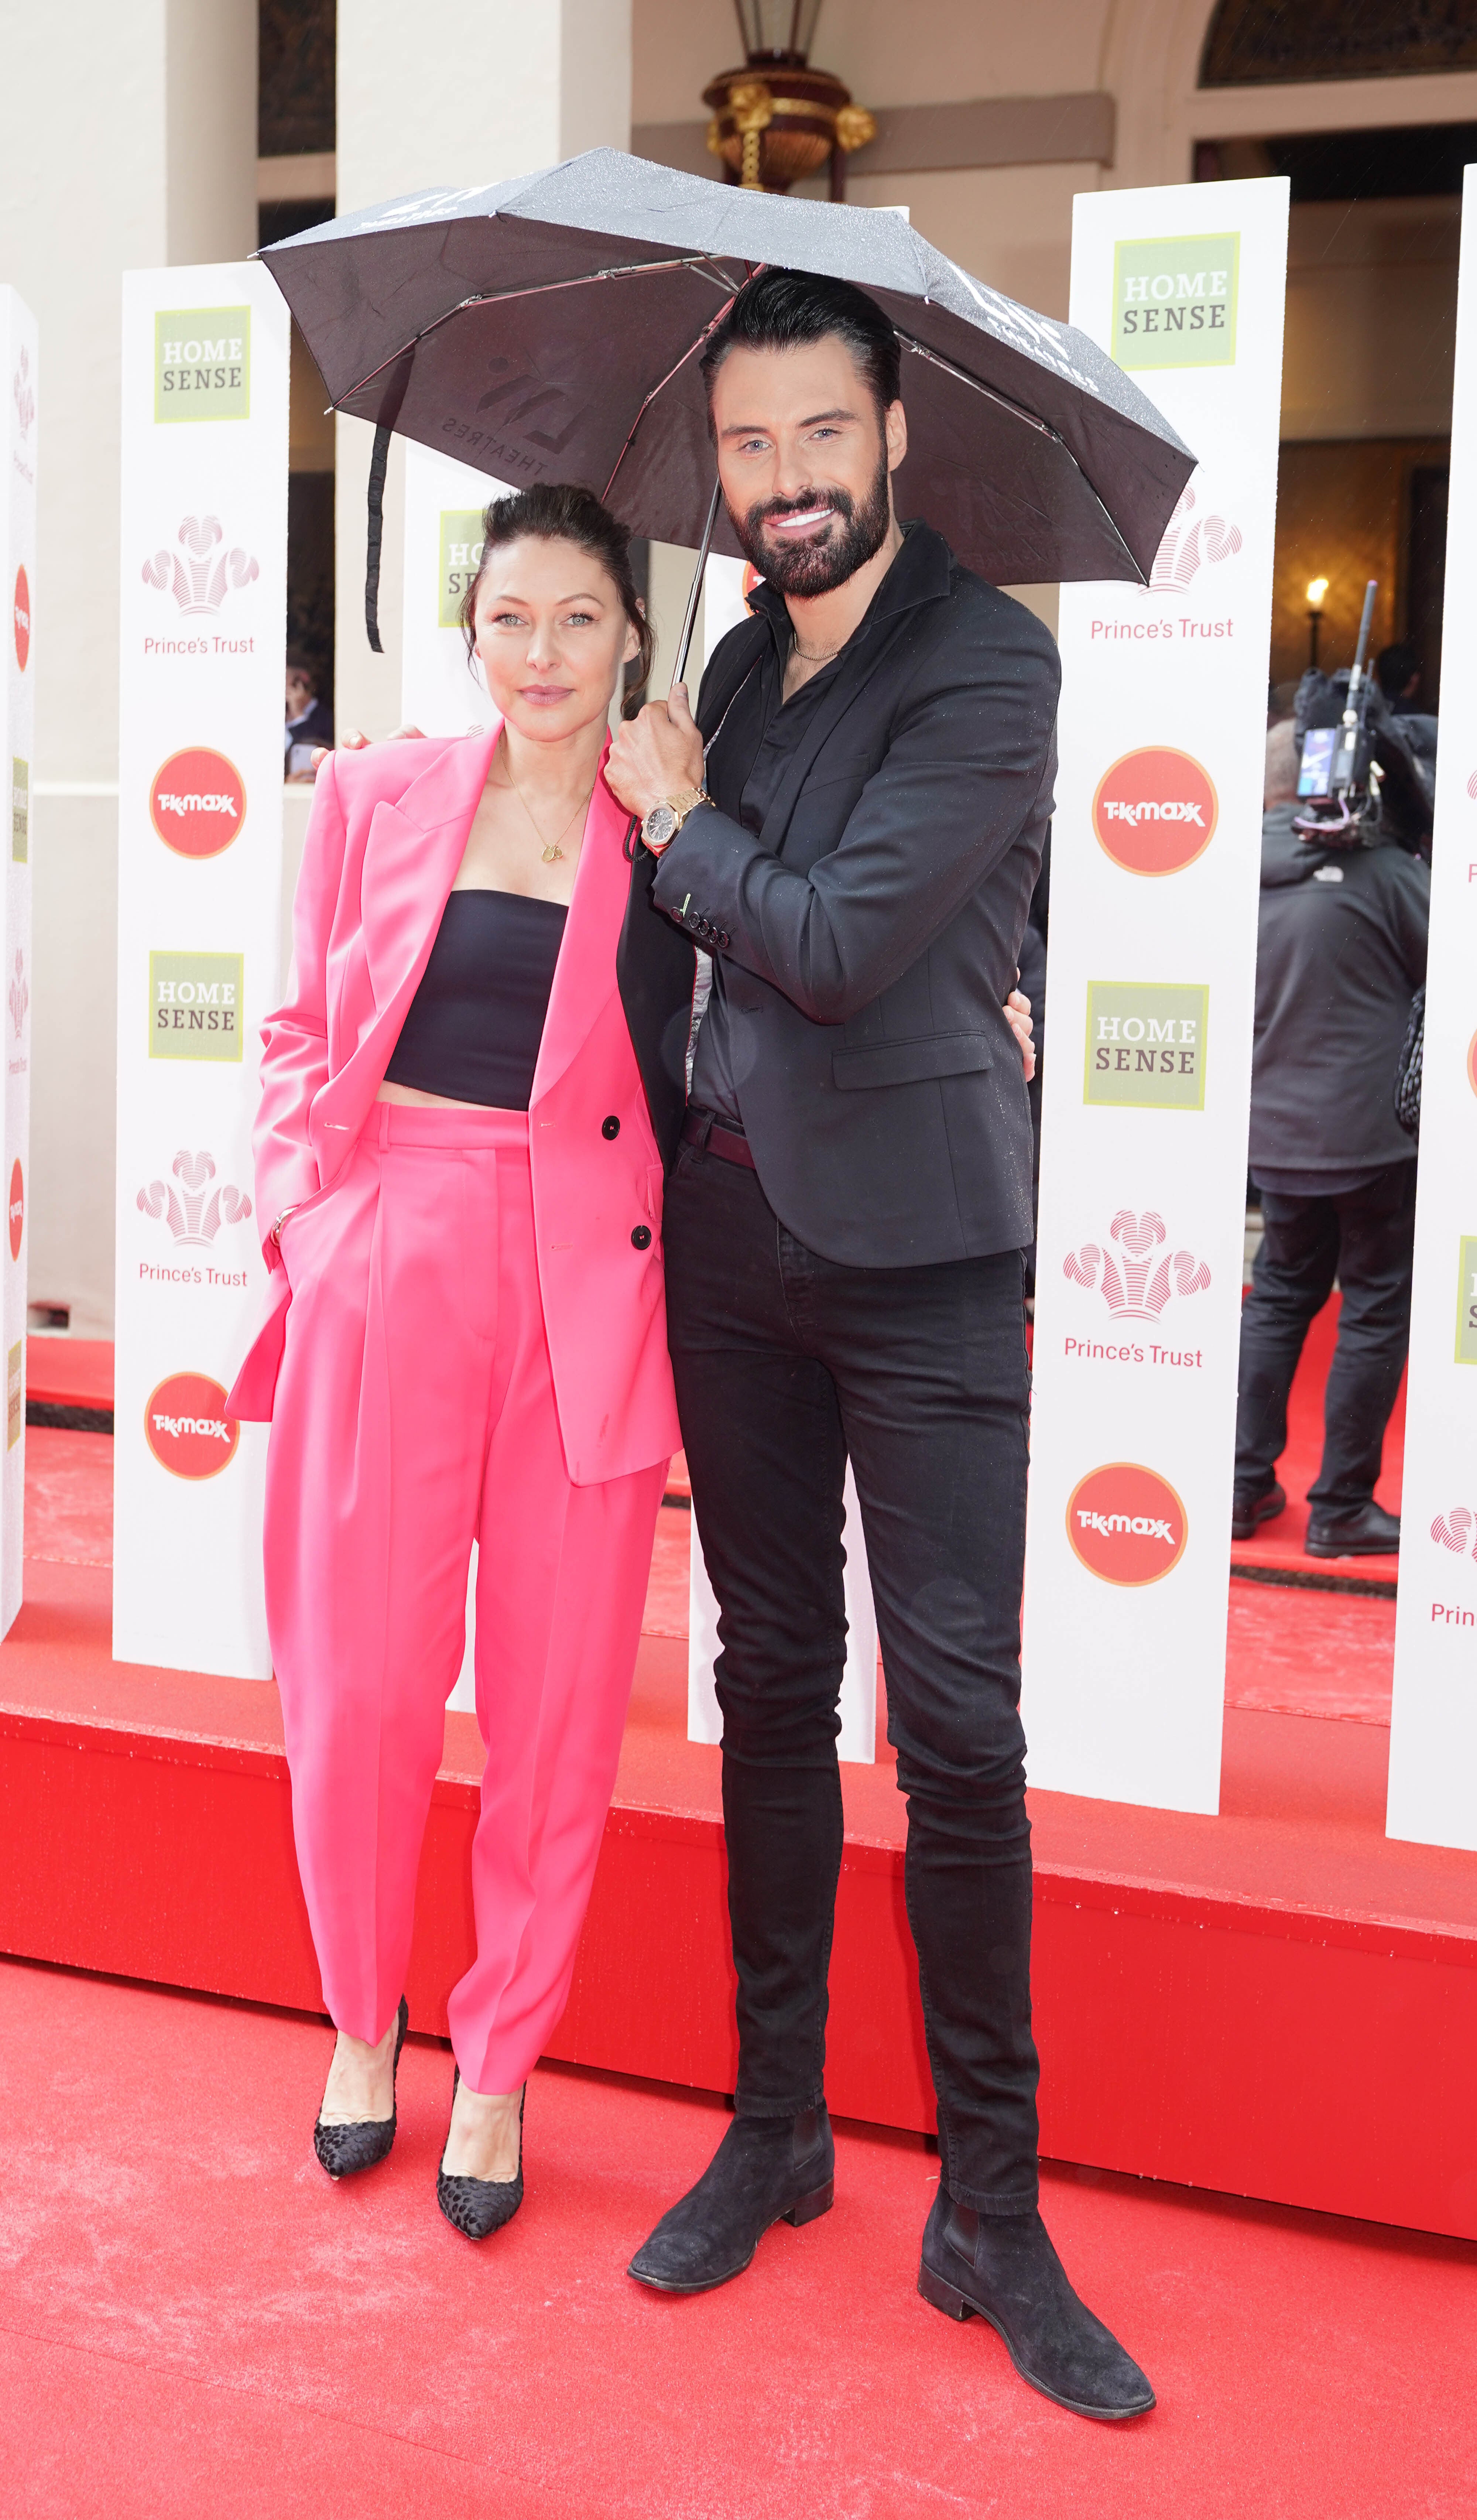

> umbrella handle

[{"left": 672, "top": 476, "right": 723, "bottom": 694}]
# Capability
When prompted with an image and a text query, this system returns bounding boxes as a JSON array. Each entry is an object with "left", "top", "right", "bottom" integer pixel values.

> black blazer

[{"left": 616, "top": 522, "right": 1059, "bottom": 1269}]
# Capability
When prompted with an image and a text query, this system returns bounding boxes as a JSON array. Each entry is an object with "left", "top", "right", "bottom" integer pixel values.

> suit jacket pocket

[{"left": 831, "top": 1032, "right": 995, "bottom": 1090}]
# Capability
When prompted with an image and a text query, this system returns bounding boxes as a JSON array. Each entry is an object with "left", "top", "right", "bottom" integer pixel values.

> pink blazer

[{"left": 226, "top": 727, "right": 681, "bottom": 1486}]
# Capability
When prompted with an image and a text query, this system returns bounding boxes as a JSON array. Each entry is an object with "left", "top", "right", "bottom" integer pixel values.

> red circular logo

[
  {"left": 1467, "top": 1030, "right": 1477, "bottom": 1100},
  {"left": 1066, "top": 1462, "right": 1188, "bottom": 1586},
  {"left": 7, "top": 1159, "right": 21, "bottom": 1262},
  {"left": 143, "top": 1373, "right": 240, "bottom": 1480},
  {"left": 1092, "top": 747, "right": 1218, "bottom": 876},
  {"left": 13, "top": 565, "right": 29, "bottom": 672},
  {"left": 148, "top": 748, "right": 246, "bottom": 859}
]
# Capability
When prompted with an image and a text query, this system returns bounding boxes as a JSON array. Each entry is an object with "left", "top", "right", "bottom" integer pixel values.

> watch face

[{"left": 647, "top": 804, "right": 678, "bottom": 847}]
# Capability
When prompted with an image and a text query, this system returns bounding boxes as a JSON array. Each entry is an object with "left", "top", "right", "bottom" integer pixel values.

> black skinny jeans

[
  {"left": 664, "top": 1138, "right": 1040, "bottom": 2214},
  {"left": 1235, "top": 1162, "right": 1417, "bottom": 1514}
]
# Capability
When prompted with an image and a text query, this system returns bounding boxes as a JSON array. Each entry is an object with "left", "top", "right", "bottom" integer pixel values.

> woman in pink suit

[{"left": 227, "top": 485, "right": 680, "bottom": 2240}]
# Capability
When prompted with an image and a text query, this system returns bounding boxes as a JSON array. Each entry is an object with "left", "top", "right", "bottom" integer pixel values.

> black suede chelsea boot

[
  {"left": 919, "top": 2186, "right": 1155, "bottom": 2421},
  {"left": 627, "top": 2106, "right": 835, "bottom": 2293}
]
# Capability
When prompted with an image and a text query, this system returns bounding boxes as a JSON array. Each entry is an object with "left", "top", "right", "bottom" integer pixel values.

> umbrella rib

[
  {"left": 600, "top": 274, "right": 758, "bottom": 506},
  {"left": 897, "top": 332, "right": 1061, "bottom": 442},
  {"left": 325, "top": 256, "right": 739, "bottom": 411},
  {"left": 896, "top": 331, "right": 1146, "bottom": 583}
]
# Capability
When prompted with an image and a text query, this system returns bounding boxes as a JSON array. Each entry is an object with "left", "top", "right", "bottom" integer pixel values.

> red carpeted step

[
  {"left": 2, "top": 1956, "right": 1476, "bottom": 2520},
  {"left": 25, "top": 1335, "right": 114, "bottom": 1413}
]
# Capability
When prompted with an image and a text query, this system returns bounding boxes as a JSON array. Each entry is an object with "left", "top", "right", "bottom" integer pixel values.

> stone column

[
  {"left": 334, "top": 0, "right": 634, "bottom": 738},
  {"left": 0, "top": 0, "right": 257, "bottom": 1333}
]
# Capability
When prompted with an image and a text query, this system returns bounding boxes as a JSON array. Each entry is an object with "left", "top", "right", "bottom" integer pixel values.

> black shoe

[
  {"left": 918, "top": 2188, "right": 1155, "bottom": 2423},
  {"left": 436, "top": 2069, "right": 525, "bottom": 2240},
  {"left": 1305, "top": 1500, "right": 1400, "bottom": 1558},
  {"left": 313, "top": 1995, "right": 408, "bottom": 2180},
  {"left": 627, "top": 2107, "right": 835, "bottom": 2294},
  {"left": 1230, "top": 1480, "right": 1285, "bottom": 1542}
]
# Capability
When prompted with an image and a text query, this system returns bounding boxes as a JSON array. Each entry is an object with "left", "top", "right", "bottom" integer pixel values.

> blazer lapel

[
  {"left": 530, "top": 750, "right": 630, "bottom": 1105},
  {"left": 360, "top": 726, "right": 501, "bottom": 1014}
]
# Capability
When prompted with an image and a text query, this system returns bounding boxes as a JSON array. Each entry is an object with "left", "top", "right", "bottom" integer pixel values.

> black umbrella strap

[{"left": 364, "top": 422, "right": 392, "bottom": 655}]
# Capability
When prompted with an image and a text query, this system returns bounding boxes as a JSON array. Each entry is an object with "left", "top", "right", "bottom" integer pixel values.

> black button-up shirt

[{"left": 688, "top": 585, "right": 843, "bottom": 1127}]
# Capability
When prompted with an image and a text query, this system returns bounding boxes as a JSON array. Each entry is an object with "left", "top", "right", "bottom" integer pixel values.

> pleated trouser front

[{"left": 264, "top": 1101, "right": 665, "bottom": 2093}]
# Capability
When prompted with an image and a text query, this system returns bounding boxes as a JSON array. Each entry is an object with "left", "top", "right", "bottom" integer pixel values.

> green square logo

[
  {"left": 439, "top": 509, "right": 487, "bottom": 627},
  {"left": 10, "top": 758, "right": 25, "bottom": 864},
  {"left": 1084, "top": 982, "right": 1209, "bottom": 1111},
  {"left": 154, "top": 308, "right": 251, "bottom": 421},
  {"left": 1111, "top": 234, "right": 1239, "bottom": 370},
  {"left": 148, "top": 952, "right": 243, "bottom": 1062},
  {"left": 1456, "top": 1237, "right": 1477, "bottom": 1363}
]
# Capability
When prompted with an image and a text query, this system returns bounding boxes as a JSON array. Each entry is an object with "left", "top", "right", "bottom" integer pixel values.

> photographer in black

[{"left": 1233, "top": 660, "right": 1430, "bottom": 1558}]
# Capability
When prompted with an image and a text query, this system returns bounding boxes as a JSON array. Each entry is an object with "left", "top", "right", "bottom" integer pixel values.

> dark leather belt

[{"left": 681, "top": 1108, "right": 757, "bottom": 1171}]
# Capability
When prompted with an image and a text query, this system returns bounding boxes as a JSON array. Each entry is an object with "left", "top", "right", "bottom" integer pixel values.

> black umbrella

[{"left": 261, "top": 147, "right": 1195, "bottom": 664}]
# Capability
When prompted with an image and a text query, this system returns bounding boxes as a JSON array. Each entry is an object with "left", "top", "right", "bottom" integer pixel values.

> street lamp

[
  {"left": 1306, "top": 577, "right": 1329, "bottom": 671},
  {"left": 704, "top": 1, "right": 876, "bottom": 197}
]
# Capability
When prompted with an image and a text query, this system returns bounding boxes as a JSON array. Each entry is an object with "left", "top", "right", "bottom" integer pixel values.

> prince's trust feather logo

[
  {"left": 142, "top": 517, "right": 259, "bottom": 618},
  {"left": 1064, "top": 1211, "right": 1211, "bottom": 1319},
  {"left": 137, "top": 1150, "right": 253, "bottom": 1248},
  {"left": 1150, "top": 485, "right": 1243, "bottom": 593},
  {"left": 1431, "top": 1507, "right": 1477, "bottom": 1558},
  {"left": 12, "top": 344, "right": 34, "bottom": 441}
]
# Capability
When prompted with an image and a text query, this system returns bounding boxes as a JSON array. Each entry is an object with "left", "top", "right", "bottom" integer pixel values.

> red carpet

[{"left": 3, "top": 1955, "right": 1476, "bottom": 2520}]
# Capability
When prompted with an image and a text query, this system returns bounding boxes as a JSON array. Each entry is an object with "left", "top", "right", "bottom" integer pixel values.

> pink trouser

[{"left": 264, "top": 1102, "right": 665, "bottom": 2092}]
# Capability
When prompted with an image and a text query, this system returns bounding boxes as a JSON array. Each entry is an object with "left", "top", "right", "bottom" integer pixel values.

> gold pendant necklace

[{"left": 499, "top": 730, "right": 594, "bottom": 864}]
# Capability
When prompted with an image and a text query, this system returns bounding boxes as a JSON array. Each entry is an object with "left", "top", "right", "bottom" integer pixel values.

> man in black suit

[{"left": 607, "top": 271, "right": 1152, "bottom": 2423}]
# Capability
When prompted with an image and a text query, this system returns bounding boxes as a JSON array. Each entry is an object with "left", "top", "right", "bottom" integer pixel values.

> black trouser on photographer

[
  {"left": 1234, "top": 1161, "right": 1417, "bottom": 1514},
  {"left": 663, "top": 1136, "right": 1040, "bottom": 2216}
]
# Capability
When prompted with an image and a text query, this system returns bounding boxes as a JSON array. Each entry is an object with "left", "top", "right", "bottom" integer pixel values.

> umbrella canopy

[{"left": 261, "top": 147, "right": 1194, "bottom": 591}]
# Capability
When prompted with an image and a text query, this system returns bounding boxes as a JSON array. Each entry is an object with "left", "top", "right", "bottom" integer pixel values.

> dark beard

[{"left": 733, "top": 444, "right": 892, "bottom": 597}]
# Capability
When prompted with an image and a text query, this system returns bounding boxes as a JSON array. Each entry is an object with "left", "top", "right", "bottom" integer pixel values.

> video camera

[{"left": 1292, "top": 579, "right": 1430, "bottom": 853}]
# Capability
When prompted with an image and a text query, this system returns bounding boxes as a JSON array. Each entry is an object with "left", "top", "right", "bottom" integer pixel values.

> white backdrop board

[
  {"left": 1021, "top": 179, "right": 1288, "bottom": 1812},
  {"left": 401, "top": 441, "right": 505, "bottom": 742},
  {"left": 0, "top": 290, "right": 36, "bottom": 1639},
  {"left": 1388, "top": 164, "right": 1477, "bottom": 1850},
  {"left": 114, "top": 263, "right": 289, "bottom": 1676}
]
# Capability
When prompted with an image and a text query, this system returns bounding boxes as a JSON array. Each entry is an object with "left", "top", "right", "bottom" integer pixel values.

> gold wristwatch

[{"left": 640, "top": 786, "right": 707, "bottom": 856}]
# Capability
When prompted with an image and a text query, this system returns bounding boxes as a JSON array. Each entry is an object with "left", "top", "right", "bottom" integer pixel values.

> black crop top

[{"left": 382, "top": 889, "right": 567, "bottom": 1110}]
